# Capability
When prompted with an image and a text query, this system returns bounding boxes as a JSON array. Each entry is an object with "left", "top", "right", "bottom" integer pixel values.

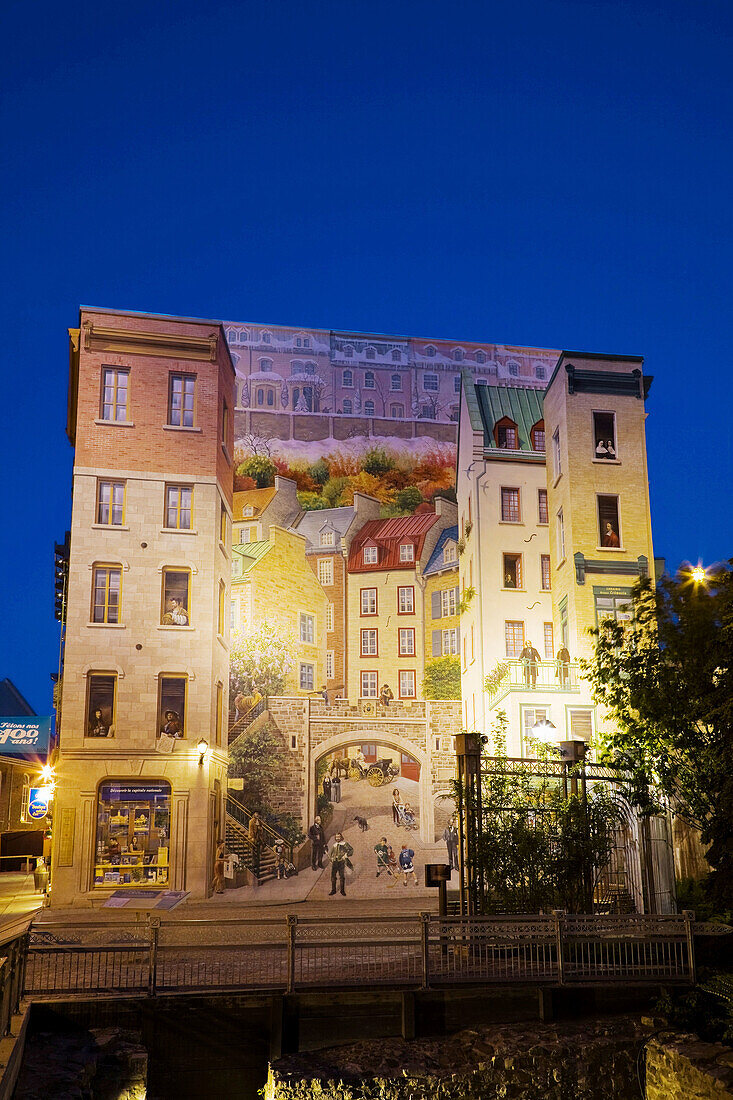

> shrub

[
  {"left": 233, "top": 472, "right": 257, "bottom": 492},
  {"left": 322, "top": 476, "right": 349, "bottom": 507},
  {"left": 237, "top": 455, "right": 276, "bottom": 488},
  {"left": 361, "top": 446, "right": 395, "bottom": 476},
  {"left": 340, "top": 471, "right": 394, "bottom": 505},
  {"left": 423, "top": 656, "right": 461, "bottom": 700},
  {"left": 297, "top": 491, "right": 330, "bottom": 511},
  {"left": 309, "top": 457, "right": 330, "bottom": 485},
  {"left": 395, "top": 486, "right": 423, "bottom": 512}
]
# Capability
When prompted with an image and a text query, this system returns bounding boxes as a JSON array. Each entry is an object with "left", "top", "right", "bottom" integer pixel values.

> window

[
  {"left": 299, "top": 663, "right": 314, "bottom": 691},
  {"left": 598, "top": 495, "right": 621, "bottom": 548},
  {"left": 441, "top": 587, "right": 457, "bottom": 616},
  {"left": 595, "top": 588, "right": 633, "bottom": 625},
  {"left": 96, "top": 480, "right": 125, "bottom": 525},
  {"left": 559, "top": 597, "right": 569, "bottom": 648},
  {"left": 243, "top": 505, "right": 254, "bottom": 517},
  {"left": 454, "top": 375, "right": 461, "bottom": 392},
  {"left": 87, "top": 673, "right": 116, "bottom": 737},
  {"left": 159, "top": 675, "right": 187, "bottom": 738},
  {"left": 221, "top": 400, "right": 229, "bottom": 450},
  {"left": 496, "top": 417, "right": 518, "bottom": 448},
  {"left": 220, "top": 502, "right": 227, "bottom": 544},
  {"left": 543, "top": 622, "right": 554, "bottom": 659},
  {"left": 168, "top": 373, "right": 195, "bottom": 428},
  {"left": 541, "top": 555, "right": 551, "bottom": 591},
  {"left": 91, "top": 565, "right": 121, "bottom": 623},
  {"left": 165, "top": 486, "right": 193, "bottom": 530},
  {"left": 392, "top": 349, "right": 401, "bottom": 361},
  {"left": 399, "top": 628, "right": 415, "bottom": 655},
  {"left": 424, "top": 345, "right": 436, "bottom": 357},
  {"left": 501, "top": 487, "right": 520, "bottom": 522},
  {"left": 365, "top": 346, "right": 376, "bottom": 360},
  {"left": 100, "top": 367, "right": 129, "bottom": 422},
  {"left": 363, "top": 546, "right": 378, "bottom": 565},
  {"left": 161, "top": 569, "right": 191, "bottom": 626},
  {"left": 399, "top": 543, "right": 414, "bottom": 562},
  {"left": 361, "top": 671, "right": 378, "bottom": 698},
  {"left": 239, "top": 525, "right": 258, "bottom": 543},
  {"left": 538, "top": 489, "right": 548, "bottom": 525},
  {"left": 218, "top": 582, "right": 226, "bottom": 636},
  {"left": 318, "top": 559, "right": 333, "bottom": 586},
  {"left": 593, "top": 411, "right": 617, "bottom": 459},
  {"left": 261, "top": 331, "right": 271, "bottom": 343},
  {"left": 320, "top": 529, "right": 335, "bottom": 546},
  {"left": 361, "top": 587, "right": 377, "bottom": 615},
  {"left": 536, "top": 366, "right": 546, "bottom": 380},
  {"left": 343, "top": 345, "right": 354, "bottom": 358},
  {"left": 398, "top": 586, "right": 414, "bottom": 614},
  {"left": 443, "top": 541, "right": 457, "bottom": 565},
  {"left": 531, "top": 420, "right": 545, "bottom": 451},
  {"left": 503, "top": 554, "right": 522, "bottom": 589},
  {"left": 476, "top": 350, "right": 486, "bottom": 364},
  {"left": 361, "top": 628, "right": 378, "bottom": 655},
  {"left": 505, "top": 620, "right": 525, "bottom": 658},
  {"left": 441, "top": 628, "right": 458, "bottom": 655},
  {"left": 508, "top": 360, "right": 520, "bottom": 377},
  {"left": 326, "top": 651, "right": 334, "bottom": 679},
  {"left": 300, "top": 613, "right": 315, "bottom": 644},
  {"left": 94, "top": 780, "right": 170, "bottom": 888},
  {"left": 342, "top": 369, "right": 353, "bottom": 387},
  {"left": 523, "top": 707, "right": 548, "bottom": 747},
  {"left": 557, "top": 509, "right": 565, "bottom": 561},
  {"left": 552, "top": 428, "right": 561, "bottom": 478},
  {"left": 364, "top": 400, "right": 375, "bottom": 416},
  {"left": 569, "top": 709, "right": 593, "bottom": 741},
  {"left": 364, "top": 371, "right": 375, "bottom": 389},
  {"left": 390, "top": 373, "right": 402, "bottom": 390},
  {"left": 423, "top": 373, "right": 439, "bottom": 392},
  {"left": 215, "top": 682, "right": 223, "bottom": 744},
  {"left": 343, "top": 399, "right": 353, "bottom": 414},
  {"left": 259, "top": 358, "right": 273, "bottom": 372},
  {"left": 390, "top": 404, "right": 404, "bottom": 418},
  {"left": 453, "top": 349, "right": 464, "bottom": 362},
  {"left": 326, "top": 603, "right": 334, "bottom": 632},
  {"left": 399, "top": 670, "right": 416, "bottom": 698}
]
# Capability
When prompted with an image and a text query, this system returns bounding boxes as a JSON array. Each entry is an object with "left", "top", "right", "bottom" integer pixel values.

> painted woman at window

[
  {"left": 161, "top": 710, "right": 183, "bottom": 738},
  {"left": 89, "top": 708, "right": 109, "bottom": 737}
]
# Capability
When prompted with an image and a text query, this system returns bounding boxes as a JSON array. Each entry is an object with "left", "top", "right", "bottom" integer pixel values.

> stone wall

[{"left": 646, "top": 1033, "right": 733, "bottom": 1099}]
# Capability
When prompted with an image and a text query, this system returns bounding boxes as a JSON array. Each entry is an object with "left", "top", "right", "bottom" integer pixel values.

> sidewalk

[{"left": 0, "top": 872, "right": 44, "bottom": 923}]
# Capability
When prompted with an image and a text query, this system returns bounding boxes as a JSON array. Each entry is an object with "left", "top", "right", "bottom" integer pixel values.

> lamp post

[{"left": 455, "top": 732, "right": 486, "bottom": 916}]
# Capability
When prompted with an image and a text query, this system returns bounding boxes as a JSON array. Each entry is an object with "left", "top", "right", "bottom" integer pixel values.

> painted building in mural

[{"left": 52, "top": 309, "right": 233, "bottom": 904}]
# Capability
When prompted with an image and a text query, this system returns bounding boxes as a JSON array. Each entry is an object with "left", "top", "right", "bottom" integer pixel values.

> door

[{"left": 400, "top": 752, "right": 420, "bottom": 782}]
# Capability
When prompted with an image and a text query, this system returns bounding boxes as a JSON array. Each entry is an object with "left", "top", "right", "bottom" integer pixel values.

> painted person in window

[
  {"left": 603, "top": 522, "right": 620, "bottom": 548},
  {"left": 89, "top": 708, "right": 109, "bottom": 737},
  {"left": 162, "top": 598, "right": 188, "bottom": 626},
  {"left": 328, "top": 832, "right": 353, "bottom": 896},
  {"left": 161, "top": 710, "right": 182, "bottom": 738},
  {"left": 504, "top": 571, "right": 516, "bottom": 589},
  {"left": 519, "top": 641, "right": 541, "bottom": 688},
  {"left": 380, "top": 683, "right": 394, "bottom": 708},
  {"left": 605, "top": 440, "right": 616, "bottom": 458},
  {"left": 595, "top": 439, "right": 609, "bottom": 458}
]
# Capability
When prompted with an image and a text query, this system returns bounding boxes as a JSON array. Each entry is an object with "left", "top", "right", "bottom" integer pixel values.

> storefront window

[{"left": 94, "top": 781, "right": 171, "bottom": 888}]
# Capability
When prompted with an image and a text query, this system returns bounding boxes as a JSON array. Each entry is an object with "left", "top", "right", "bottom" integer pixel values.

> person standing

[
  {"left": 248, "top": 812, "right": 263, "bottom": 878},
  {"left": 328, "top": 832, "right": 353, "bottom": 896},
  {"left": 212, "top": 840, "right": 226, "bottom": 894},
  {"left": 556, "top": 645, "right": 571, "bottom": 687},
  {"left": 379, "top": 683, "right": 394, "bottom": 708},
  {"left": 519, "top": 640, "right": 541, "bottom": 688},
  {"left": 399, "top": 844, "right": 418, "bottom": 886},
  {"left": 392, "top": 788, "right": 402, "bottom": 826},
  {"left": 323, "top": 774, "right": 332, "bottom": 802},
  {"left": 331, "top": 774, "right": 341, "bottom": 803},
  {"left": 443, "top": 821, "right": 459, "bottom": 871},
  {"left": 374, "top": 836, "right": 390, "bottom": 878},
  {"left": 308, "top": 816, "right": 327, "bottom": 870}
]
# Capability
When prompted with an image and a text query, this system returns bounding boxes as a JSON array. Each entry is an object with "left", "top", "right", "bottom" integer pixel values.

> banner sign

[
  {"left": 28, "top": 789, "right": 49, "bottom": 819},
  {"left": 0, "top": 717, "right": 52, "bottom": 755},
  {"left": 100, "top": 782, "right": 170, "bottom": 802}
]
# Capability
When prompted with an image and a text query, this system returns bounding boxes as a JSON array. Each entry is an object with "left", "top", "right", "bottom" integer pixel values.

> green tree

[
  {"left": 229, "top": 622, "right": 296, "bottom": 701},
  {"left": 395, "top": 486, "right": 423, "bottom": 512},
  {"left": 321, "top": 475, "right": 348, "bottom": 507},
  {"left": 297, "top": 491, "right": 329, "bottom": 511},
  {"left": 361, "top": 446, "right": 394, "bottom": 476},
  {"left": 422, "top": 656, "right": 461, "bottom": 699},
  {"left": 583, "top": 565, "right": 733, "bottom": 907},
  {"left": 228, "top": 723, "right": 286, "bottom": 813},
  {"left": 237, "top": 455, "right": 276, "bottom": 488},
  {"left": 308, "top": 457, "right": 330, "bottom": 485}
]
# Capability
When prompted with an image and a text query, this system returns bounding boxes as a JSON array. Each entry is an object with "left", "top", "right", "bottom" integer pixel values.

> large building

[{"left": 52, "top": 309, "right": 234, "bottom": 904}]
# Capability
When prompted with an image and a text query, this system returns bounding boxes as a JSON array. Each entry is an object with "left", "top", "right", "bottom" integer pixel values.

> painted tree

[
  {"left": 422, "top": 656, "right": 461, "bottom": 700},
  {"left": 230, "top": 622, "right": 297, "bottom": 701}
]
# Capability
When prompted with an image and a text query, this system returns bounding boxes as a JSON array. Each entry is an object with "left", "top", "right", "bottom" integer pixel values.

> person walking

[
  {"left": 399, "top": 844, "right": 418, "bottom": 886},
  {"left": 308, "top": 816, "right": 327, "bottom": 870},
  {"left": 212, "top": 840, "right": 226, "bottom": 894},
  {"left": 328, "top": 832, "right": 353, "bottom": 896},
  {"left": 248, "top": 812, "right": 263, "bottom": 878},
  {"left": 443, "top": 821, "right": 459, "bottom": 871}
]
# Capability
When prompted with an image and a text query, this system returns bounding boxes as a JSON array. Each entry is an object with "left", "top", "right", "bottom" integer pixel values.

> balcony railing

[{"left": 486, "top": 659, "right": 581, "bottom": 707}]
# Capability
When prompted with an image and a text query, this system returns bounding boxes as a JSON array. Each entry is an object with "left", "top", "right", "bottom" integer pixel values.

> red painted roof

[{"left": 348, "top": 512, "right": 441, "bottom": 572}]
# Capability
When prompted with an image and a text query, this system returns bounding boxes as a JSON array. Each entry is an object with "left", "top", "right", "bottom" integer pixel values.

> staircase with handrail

[
  {"left": 228, "top": 697, "right": 268, "bottom": 745},
  {"left": 225, "top": 793, "right": 293, "bottom": 885}
]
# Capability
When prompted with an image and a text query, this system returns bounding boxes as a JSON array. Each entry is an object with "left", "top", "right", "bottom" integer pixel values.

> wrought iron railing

[
  {"left": 225, "top": 795, "right": 293, "bottom": 882},
  {"left": 485, "top": 659, "right": 581, "bottom": 706},
  {"left": 23, "top": 911, "right": 696, "bottom": 998},
  {"left": 228, "top": 697, "right": 268, "bottom": 743}
]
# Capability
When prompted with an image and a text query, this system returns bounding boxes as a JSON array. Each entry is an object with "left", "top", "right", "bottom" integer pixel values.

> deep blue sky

[{"left": 1, "top": 0, "right": 731, "bottom": 711}]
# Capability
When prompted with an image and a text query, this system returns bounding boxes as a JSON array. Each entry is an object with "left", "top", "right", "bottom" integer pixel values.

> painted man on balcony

[
  {"left": 520, "top": 641, "right": 541, "bottom": 688},
  {"left": 328, "top": 832, "right": 353, "bottom": 896}
]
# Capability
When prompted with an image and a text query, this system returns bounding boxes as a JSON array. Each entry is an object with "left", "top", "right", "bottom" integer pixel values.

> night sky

[{"left": 1, "top": 0, "right": 731, "bottom": 712}]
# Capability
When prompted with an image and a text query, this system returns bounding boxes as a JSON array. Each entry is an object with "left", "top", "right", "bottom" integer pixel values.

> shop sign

[
  {"left": 100, "top": 782, "right": 170, "bottom": 802},
  {"left": 28, "top": 789, "right": 49, "bottom": 819},
  {"left": 0, "top": 717, "right": 52, "bottom": 755}
]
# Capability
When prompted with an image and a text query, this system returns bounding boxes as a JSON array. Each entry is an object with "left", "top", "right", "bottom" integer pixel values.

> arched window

[
  {"left": 475, "top": 350, "right": 486, "bottom": 364},
  {"left": 342, "top": 369, "right": 353, "bottom": 388},
  {"left": 291, "top": 360, "right": 304, "bottom": 375},
  {"left": 304, "top": 362, "right": 316, "bottom": 375},
  {"left": 391, "top": 349, "right": 401, "bottom": 361},
  {"left": 365, "top": 346, "right": 376, "bottom": 360},
  {"left": 390, "top": 374, "right": 402, "bottom": 391},
  {"left": 364, "top": 399, "right": 375, "bottom": 416},
  {"left": 267, "top": 389, "right": 275, "bottom": 407},
  {"left": 453, "top": 348, "right": 464, "bottom": 362},
  {"left": 258, "top": 358, "right": 273, "bottom": 372},
  {"left": 495, "top": 416, "right": 518, "bottom": 449},
  {"left": 261, "top": 331, "right": 271, "bottom": 344},
  {"left": 256, "top": 388, "right": 265, "bottom": 406},
  {"left": 343, "top": 398, "right": 353, "bottom": 414},
  {"left": 343, "top": 345, "right": 354, "bottom": 358},
  {"left": 364, "top": 371, "right": 375, "bottom": 388}
]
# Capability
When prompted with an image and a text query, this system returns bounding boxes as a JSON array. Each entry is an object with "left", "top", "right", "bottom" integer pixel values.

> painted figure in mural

[
  {"left": 374, "top": 837, "right": 390, "bottom": 877},
  {"left": 603, "top": 522, "right": 620, "bottom": 548},
  {"left": 161, "top": 710, "right": 183, "bottom": 738},
  {"left": 248, "top": 812, "right": 263, "bottom": 877},
  {"left": 595, "top": 439, "right": 609, "bottom": 458},
  {"left": 399, "top": 845, "right": 418, "bottom": 886},
  {"left": 212, "top": 841, "right": 226, "bottom": 894},
  {"left": 556, "top": 645, "right": 571, "bottom": 686},
  {"left": 162, "top": 598, "right": 188, "bottom": 626},
  {"left": 380, "top": 683, "right": 394, "bottom": 708},
  {"left": 387, "top": 845, "right": 399, "bottom": 875},
  {"left": 328, "top": 832, "right": 354, "bottom": 896},
  {"left": 323, "top": 774, "right": 332, "bottom": 801},
  {"left": 606, "top": 440, "right": 616, "bottom": 458},
  {"left": 234, "top": 694, "right": 247, "bottom": 722},
  {"left": 520, "top": 641, "right": 541, "bottom": 688},
  {"left": 309, "top": 816, "right": 327, "bottom": 870},
  {"left": 399, "top": 802, "right": 418, "bottom": 830},
  {"left": 443, "top": 821, "right": 459, "bottom": 870},
  {"left": 392, "top": 788, "right": 402, "bottom": 826},
  {"left": 319, "top": 685, "right": 329, "bottom": 705},
  {"left": 504, "top": 571, "right": 516, "bottom": 589},
  {"left": 331, "top": 775, "right": 341, "bottom": 803},
  {"left": 89, "top": 708, "right": 109, "bottom": 737},
  {"left": 107, "top": 837, "right": 121, "bottom": 865}
]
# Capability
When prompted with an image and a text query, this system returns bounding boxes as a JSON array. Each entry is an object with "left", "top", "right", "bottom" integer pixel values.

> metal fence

[{"left": 23, "top": 911, "right": 695, "bottom": 998}]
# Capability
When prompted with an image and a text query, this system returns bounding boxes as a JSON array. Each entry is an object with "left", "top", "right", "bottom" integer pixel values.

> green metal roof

[
  {"left": 473, "top": 383, "right": 545, "bottom": 452},
  {"left": 232, "top": 540, "right": 273, "bottom": 576}
]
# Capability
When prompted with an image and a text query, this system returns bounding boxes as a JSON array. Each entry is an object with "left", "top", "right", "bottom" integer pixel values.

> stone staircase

[{"left": 225, "top": 794, "right": 289, "bottom": 885}]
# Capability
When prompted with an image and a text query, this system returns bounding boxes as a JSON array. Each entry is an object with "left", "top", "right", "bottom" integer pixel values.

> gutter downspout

[{"left": 473, "top": 457, "right": 489, "bottom": 735}]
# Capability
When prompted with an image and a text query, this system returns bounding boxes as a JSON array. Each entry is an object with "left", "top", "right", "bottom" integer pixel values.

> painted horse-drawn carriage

[{"left": 348, "top": 757, "right": 400, "bottom": 787}]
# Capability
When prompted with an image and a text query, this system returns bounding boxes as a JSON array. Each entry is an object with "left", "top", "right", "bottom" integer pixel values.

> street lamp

[
  {"left": 691, "top": 566, "right": 706, "bottom": 585},
  {"left": 197, "top": 738, "right": 209, "bottom": 766}
]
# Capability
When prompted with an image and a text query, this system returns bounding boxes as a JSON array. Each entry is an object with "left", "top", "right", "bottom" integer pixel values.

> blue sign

[
  {"left": 0, "top": 717, "right": 52, "bottom": 756},
  {"left": 28, "top": 789, "right": 49, "bottom": 819}
]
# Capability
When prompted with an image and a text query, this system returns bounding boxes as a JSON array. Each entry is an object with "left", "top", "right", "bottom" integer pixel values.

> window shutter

[
  {"left": 569, "top": 710, "right": 593, "bottom": 741},
  {"left": 431, "top": 592, "right": 442, "bottom": 619},
  {"left": 454, "top": 585, "right": 460, "bottom": 603},
  {"left": 432, "top": 630, "right": 442, "bottom": 657}
]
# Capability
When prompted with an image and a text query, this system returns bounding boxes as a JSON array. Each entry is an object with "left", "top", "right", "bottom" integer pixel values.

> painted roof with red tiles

[{"left": 348, "top": 511, "right": 441, "bottom": 572}]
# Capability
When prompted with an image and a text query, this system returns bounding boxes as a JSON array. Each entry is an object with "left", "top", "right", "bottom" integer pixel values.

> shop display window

[{"left": 94, "top": 781, "right": 171, "bottom": 888}]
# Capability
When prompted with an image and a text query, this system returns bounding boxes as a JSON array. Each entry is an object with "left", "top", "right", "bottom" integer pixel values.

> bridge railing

[{"left": 23, "top": 911, "right": 696, "bottom": 998}]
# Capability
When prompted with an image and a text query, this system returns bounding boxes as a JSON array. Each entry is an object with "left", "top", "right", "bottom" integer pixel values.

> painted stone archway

[{"left": 311, "top": 729, "right": 434, "bottom": 844}]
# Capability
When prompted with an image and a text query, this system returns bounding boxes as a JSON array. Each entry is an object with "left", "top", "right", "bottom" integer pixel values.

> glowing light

[
  {"left": 40, "top": 764, "right": 55, "bottom": 783},
  {"left": 197, "top": 738, "right": 209, "bottom": 765},
  {"left": 691, "top": 566, "right": 706, "bottom": 584}
]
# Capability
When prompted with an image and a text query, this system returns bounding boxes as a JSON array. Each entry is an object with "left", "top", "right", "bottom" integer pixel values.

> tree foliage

[
  {"left": 422, "top": 656, "right": 461, "bottom": 700},
  {"left": 583, "top": 566, "right": 733, "bottom": 905},
  {"left": 229, "top": 723, "right": 286, "bottom": 813},
  {"left": 237, "top": 455, "right": 276, "bottom": 488},
  {"left": 229, "top": 622, "right": 296, "bottom": 700}
]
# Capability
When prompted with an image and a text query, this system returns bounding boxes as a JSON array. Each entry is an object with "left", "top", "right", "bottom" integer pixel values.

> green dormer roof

[
  {"left": 232, "top": 540, "right": 273, "bottom": 576},
  {"left": 470, "top": 381, "right": 545, "bottom": 453}
]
